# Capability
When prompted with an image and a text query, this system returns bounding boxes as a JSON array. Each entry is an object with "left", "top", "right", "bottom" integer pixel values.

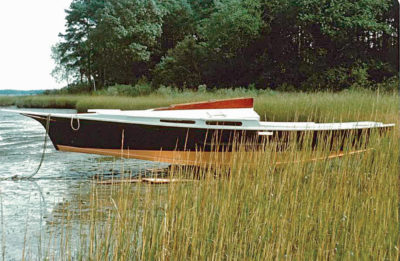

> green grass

[
  {"left": 2, "top": 89, "right": 397, "bottom": 123},
  {"left": 44, "top": 129, "right": 398, "bottom": 260},
  {"left": 23, "top": 90, "right": 397, "bottom": 260},
  {"left": 0, "top": 96, "right": 17, "bottom": 107}
]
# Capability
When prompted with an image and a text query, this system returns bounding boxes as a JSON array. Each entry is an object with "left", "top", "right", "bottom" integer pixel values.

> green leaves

[
  {"left": 52, "top": 0, "right": 399, "bottom": 91},
  {"left": 153, "top": 36, "right": 205, "bottom": 88},
  {"left": 94, "top": 0, "right": 162, "bottom": 62},
  {"left": 201, "top": 0, "right": 264, "bottom": 57},
  {"left": 298, "top": 0, "right": 392, "bottom": 38}
]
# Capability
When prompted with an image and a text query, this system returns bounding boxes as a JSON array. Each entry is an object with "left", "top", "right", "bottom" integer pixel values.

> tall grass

[
  {"left": 0, "top": 96, "right": 17, "bottom": 107},
  {"left": 14, "top": 95, "right": 83, "bottom": 109},
  {"left": 0, "top": 95, "right": 82, "bottom": 108},
  {"left": 76, "top": 90, "right": 398, "bottom": 122},
  {"left": 43, "top": 129, "right": 398, "bottom": 260},
  {"left": 35, "top": 91, "right": 398, "bottom": 260},
  {"left": 1, "top": 90, "right": 396, "bottom": 123}
]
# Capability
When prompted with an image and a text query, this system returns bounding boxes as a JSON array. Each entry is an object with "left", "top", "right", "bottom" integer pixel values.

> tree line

[{"left": 52, "top": 0, "right": 399, "bottom": 92}]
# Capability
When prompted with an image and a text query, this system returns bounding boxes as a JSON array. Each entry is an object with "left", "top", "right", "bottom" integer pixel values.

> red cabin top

[{"left": 153, "top": 97, "right": 254, "bottom": 111}]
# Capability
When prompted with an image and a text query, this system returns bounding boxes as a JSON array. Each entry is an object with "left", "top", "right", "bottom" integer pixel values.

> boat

[{"left": 2, "top": 98, "right": 394, "bottom": 165}]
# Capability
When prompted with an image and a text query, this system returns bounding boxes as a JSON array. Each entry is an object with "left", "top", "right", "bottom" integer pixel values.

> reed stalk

[{"left": 46, "top": 128, "right": 398, "bottom": 259}]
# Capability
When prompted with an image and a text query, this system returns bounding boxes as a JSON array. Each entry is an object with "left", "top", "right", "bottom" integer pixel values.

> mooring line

[
  {"left": 70, "top": 115, "right": 80, "bottom": 131},
  {"left": 0, "top": 114, "right": 51, "bottom": 181}
]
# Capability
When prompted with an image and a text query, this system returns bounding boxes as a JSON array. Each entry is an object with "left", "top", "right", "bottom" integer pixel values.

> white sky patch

[{"left": 0, "top": 0, "right": 72, "bottom": 90}]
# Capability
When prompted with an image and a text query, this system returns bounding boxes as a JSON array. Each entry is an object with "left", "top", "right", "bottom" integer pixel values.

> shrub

[
  {"left": 155, "top": 85, "right": 181, "bottom": 96},
  {"left": 370, "top": 76, "right": 399, "bottom": 92},
  {"left": 276, "top": 83, "right": 296, "bottom": 92},
  {"left": 301, "top": 64, "right": 372, "bottom": 91},
  {"left": 153, "top": 36, "right": 206, "bottom": 89},
  {"left": 98, "top": 81, "right": 153, "bottom": 97},
  {"left": 197, "top": 84, "right": 207, "bottom": 93},
  {"left": 132, "top": 78, "right": 153, "bottom": 96},
  {"left": 60, "top": 83, "right": 92, "bottom": 94}
]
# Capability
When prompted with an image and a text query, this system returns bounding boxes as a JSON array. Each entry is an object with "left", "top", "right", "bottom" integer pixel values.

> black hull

[
  {"left": 27, "top": 114, "right": 379, "bottom": 153},
  {"left": 32, "top": 115, "right": 254, "bottom": 152}
]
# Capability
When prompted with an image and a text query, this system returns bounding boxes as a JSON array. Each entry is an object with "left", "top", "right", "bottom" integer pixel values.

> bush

[
  {"left": 132, "top": 78, "right": 153, "bottom": 96},
  {"left": 59, "top": 83, "right": 92, "bottom": 94},
  {"left": 153, "top": 36, "right": 206, "bottom": 89},
  {"left": 155, "top": 85, "right": 181, "bottom": 96},
  {"left": 370, "top": 76, "right": 399, "bottom": 92},
  {"left": 197, "top": 84, "right": 207, "bottom": 93},
  {"left": 97, "top": 80, "right": 153, "bottom": 97},
  {"left": 301, "top": 64, "right": 372, "bottom": 91},
  {"left": 276, "top": 83, "right": 296, "bottom": 92}
]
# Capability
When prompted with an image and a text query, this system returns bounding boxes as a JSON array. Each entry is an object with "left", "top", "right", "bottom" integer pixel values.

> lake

[{"left": 0, "top": 107, "right": 166, "bottom": 260}]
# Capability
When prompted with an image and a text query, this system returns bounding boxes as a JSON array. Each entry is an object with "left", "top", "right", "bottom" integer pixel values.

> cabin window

[
  {"left": 160, "top": 119, "right": 195, "bottom": 124},
  {"left": 206, "top": 121, "right": 242, "bottom": 126}
]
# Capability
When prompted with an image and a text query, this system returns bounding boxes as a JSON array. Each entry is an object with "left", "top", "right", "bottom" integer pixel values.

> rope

[
  {"left": 2, "top": 114, "right": 51, "bottom": 181},
  {"left": 70, "top": 115, "right": 80, "bottom": 131}
]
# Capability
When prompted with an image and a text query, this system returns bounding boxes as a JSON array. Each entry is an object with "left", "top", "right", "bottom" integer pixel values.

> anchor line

[{"left": 1, "top": 114, "right": 51, "bottom": 181}]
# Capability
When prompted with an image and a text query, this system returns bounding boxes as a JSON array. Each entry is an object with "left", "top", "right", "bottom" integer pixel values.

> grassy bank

[
  {"left": 0, "top": 95, "right": 83, "bottom": 109},
  {"left": 1, "top": 89, "right": 397, "bottom": 122},
  {"left": 0, "top": 96, "right": 17, "bottom": 107}
]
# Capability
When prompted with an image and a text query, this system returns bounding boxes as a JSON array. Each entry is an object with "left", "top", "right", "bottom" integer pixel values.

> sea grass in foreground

[
  {"left": 27, "top": 92, "right": 397, "bottom": 260},
  {"left": 40, "top": 130, "right": 398, "bottom": 260}
]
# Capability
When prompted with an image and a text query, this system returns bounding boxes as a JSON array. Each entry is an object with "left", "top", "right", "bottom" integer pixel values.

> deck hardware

[{"left": 258, "top": 131, "right": 273, "bottom": 136}]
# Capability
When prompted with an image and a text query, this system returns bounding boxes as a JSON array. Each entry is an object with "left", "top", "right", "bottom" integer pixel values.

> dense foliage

[{"left": 52, "top": 0, "right": 399, "bottom": 91}]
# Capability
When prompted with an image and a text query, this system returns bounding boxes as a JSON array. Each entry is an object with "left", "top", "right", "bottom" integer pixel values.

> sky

[{"left": 0, "top": 0, "right": 72, "bottom": 90}]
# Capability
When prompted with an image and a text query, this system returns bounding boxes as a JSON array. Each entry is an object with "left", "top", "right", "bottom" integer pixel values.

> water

[{"left": 0, "top": 107, "right": 166, "bottom": 260}]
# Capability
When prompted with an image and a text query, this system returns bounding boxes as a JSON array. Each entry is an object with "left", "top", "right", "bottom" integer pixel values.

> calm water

[{"left": 0, "top": 107, "right": 166, "bottom": 260}]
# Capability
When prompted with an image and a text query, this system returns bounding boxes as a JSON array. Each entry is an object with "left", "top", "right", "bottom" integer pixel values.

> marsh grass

[
  {"left": 41, "top": 93, "right": 398, "bottom": 260},
  {"left": 2, "top": 89, "right": 396, "bottom": 123},
  {"left": 15, "top": 95, "right": 83, "bottom": 109},
  {"left": 6, "top": 90, "right": 398, "bottom": 260},
  {"left": 76, "top": 90, "right": 398, "bottom": 123},
  {"left": 43, "top": 127, "right": 398, "bottom": 260},
  {"left": 0, "top": 96, "right": 16, "bottom": 107}
]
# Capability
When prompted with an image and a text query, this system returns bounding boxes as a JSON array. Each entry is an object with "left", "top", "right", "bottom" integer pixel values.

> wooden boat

[{"left": 2, "top": 98, "right": 394, "bottom": 165}]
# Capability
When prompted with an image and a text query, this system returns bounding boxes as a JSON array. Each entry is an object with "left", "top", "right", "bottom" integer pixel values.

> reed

[
  {"left": 38, "top": 91, "right": 398, "bottom": 260},
  {"left": 0, "top": 96, "right": 16, "bottom": 107},
  {"left": 2, "top": 90, "right": 396, "bottom": 123},
  {"left": 42, "top": 130, "right": 398, "bottom": 260},
  {"left": 14, "top": 95, "right": 83, "bottom": 109},
  {"left": 76, "top": 90, "right": 398, "bottom": 123}
]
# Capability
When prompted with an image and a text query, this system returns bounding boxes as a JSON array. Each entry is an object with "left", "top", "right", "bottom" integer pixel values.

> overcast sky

[{"left": 0, "top": 0, "right": 72, "bottom": 90}]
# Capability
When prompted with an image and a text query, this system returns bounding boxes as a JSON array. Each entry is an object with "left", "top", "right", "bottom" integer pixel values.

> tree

[
  {"left": 90, "top": 0, "right": 163, "bottom": 85},
  {"left": 158, "top": 0, "right": 195, "bottom": 52},
  {"left": 296, "top": 0, "right": 396, "bottom": 86},
  {"left": 51, "top": 0, "right": 398, "bottom": 91},
  {"left": 56, "top": 0, "right": 105, "bottom": 88},
  {"left": 201, "top": 0, "right": 263, "bottom": 58},
  {"left": 51, "top": 44, "right": 78, "bottom": 86},
  {"left": 153, "top": 36, "right": 206, "bottom": 88}
]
